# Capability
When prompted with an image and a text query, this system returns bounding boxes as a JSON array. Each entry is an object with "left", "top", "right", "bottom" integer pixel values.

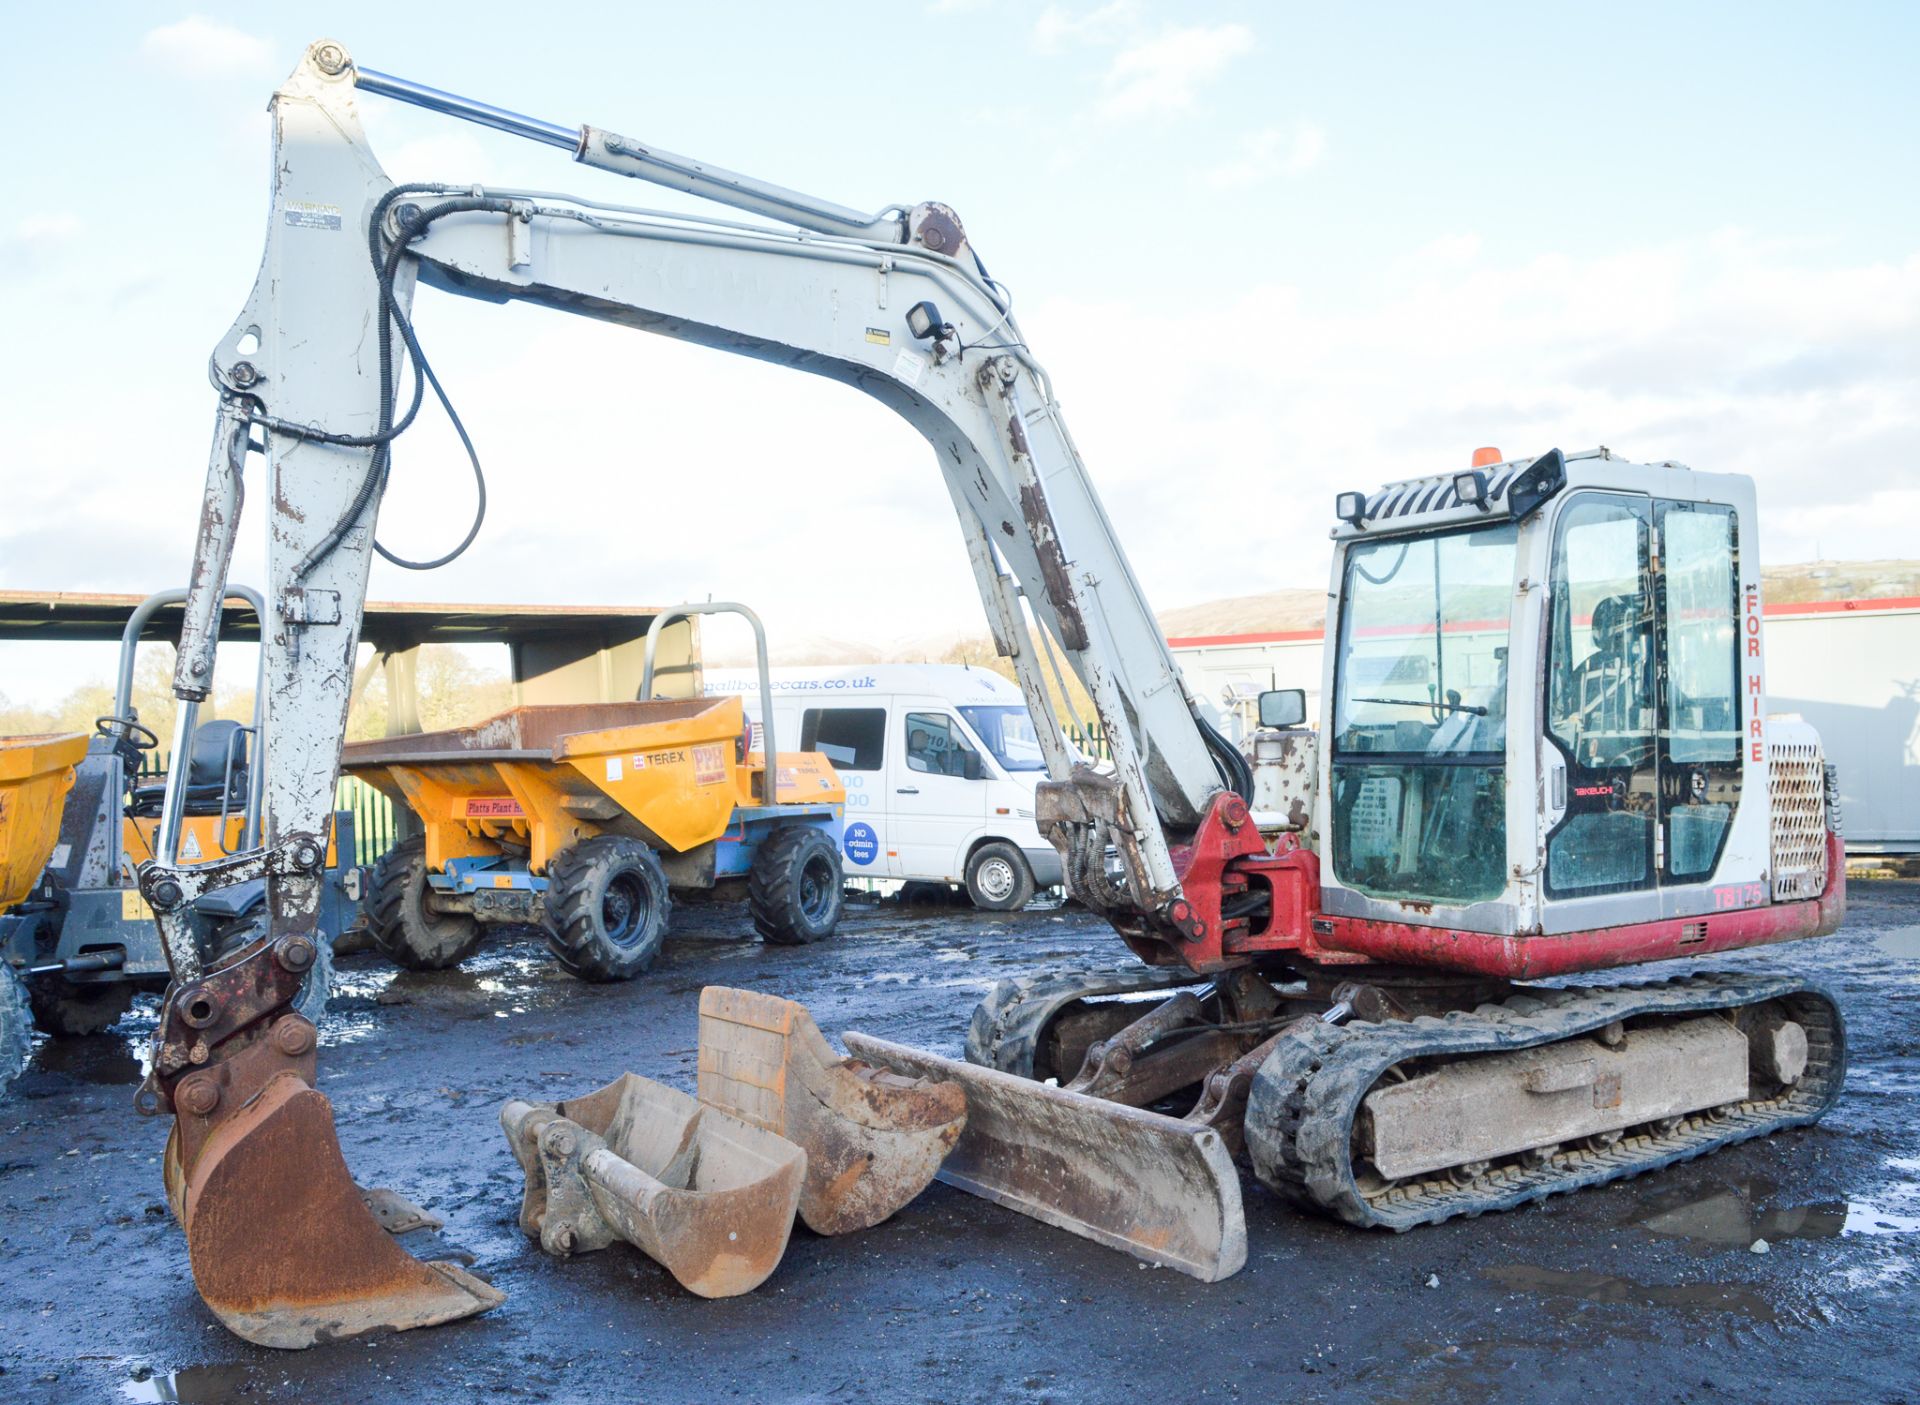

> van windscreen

[{"left": 958, "top": 705, "right": 1047, "bottom": 772}]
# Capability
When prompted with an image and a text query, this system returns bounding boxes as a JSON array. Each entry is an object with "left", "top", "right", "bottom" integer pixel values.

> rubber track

[
  {"left": 1243, "top": 972, "right": 1846, "bottom": 1231},
  {"left": 965, "top": 966, "right": 1205, "bottom": 1075}
]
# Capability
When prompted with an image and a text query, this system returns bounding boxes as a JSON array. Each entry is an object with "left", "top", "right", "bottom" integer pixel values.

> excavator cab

[{"left": 1315, "top": 447, "right": 1833, "bottom": 970}]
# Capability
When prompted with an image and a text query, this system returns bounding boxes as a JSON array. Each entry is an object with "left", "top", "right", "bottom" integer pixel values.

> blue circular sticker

[{"left": 843, "top": 822, "right": 879, "bottom": 867}]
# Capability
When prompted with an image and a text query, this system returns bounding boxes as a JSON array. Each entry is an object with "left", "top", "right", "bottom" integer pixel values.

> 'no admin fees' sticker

[{"left": 843, "top": 822, "right": 879, "bottom": 866}]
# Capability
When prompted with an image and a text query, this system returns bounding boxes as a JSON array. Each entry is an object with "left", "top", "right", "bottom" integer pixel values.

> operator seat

[
  {"left": 127, "top": 719, "right": 250, "bottom": 818},
  {"left": 1570, "top": 593, "right": 1652, "bottom": 759}
]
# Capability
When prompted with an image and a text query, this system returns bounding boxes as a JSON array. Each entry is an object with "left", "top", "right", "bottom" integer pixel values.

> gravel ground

[{"left": 3, "top": 881, "right": 1917, "bottom": 1404}]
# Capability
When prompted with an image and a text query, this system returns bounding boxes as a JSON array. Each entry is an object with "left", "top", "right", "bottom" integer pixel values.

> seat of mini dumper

[{"left": 126, "top": 719, "right": 249, "bottom": 819}]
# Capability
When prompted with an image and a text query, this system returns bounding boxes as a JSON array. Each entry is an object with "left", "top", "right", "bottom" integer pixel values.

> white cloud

[
  {"left": 1097, "top": 24, "right": 1254, "bottom": 119},
  {"left": 1033, "top": 7, "right": 1251, "bottom": 120},
  {"left": 10, "top": 213, "right": 82, "bottom": 245},
  {"left": 1204, "top": 122, "right": 1326, "bottom": 188},
  {"left": 139, "top": 16, "right": 277, "bottom": 78},
  {"left": 1020, "top": 235, "right": 1920, "bottom": 611},
  {"left": 380, "top": 132, "right": 498, "bottom": 185},
  {"left": 1033, "top": 1, "right": 1142, "bottom": 53}
]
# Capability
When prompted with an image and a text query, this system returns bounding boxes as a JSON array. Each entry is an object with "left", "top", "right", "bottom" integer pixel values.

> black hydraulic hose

[
  {"left": 249, "top": 184, "right": 506, "bottom": 582},
  {"left": 1199, "top": 712, "right": 1254, "bottom": 804}
]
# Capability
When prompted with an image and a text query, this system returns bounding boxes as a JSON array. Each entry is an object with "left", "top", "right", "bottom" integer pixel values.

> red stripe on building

[{"left": 1166, "top": 595, "right": 1920, "bottom": 649}]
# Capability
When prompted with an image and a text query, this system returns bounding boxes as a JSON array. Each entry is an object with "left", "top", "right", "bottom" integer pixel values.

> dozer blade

[
  {"left": 842, "top": 1032, "right": 1246, "bottom": 1282},
  {"left": 174, "top": 1073, "right": 504, "bottom": 1349},
  {"left": 697, "top": 986, "right": 967, "bottom": 1235},
  {"left": 503, "top": 1072, "right": 805, "bottom": 1298}
]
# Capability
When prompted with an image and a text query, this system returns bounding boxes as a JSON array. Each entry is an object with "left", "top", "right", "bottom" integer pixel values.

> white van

[{"left": 703, "top": 664, "right": 1063, "bottom": 909}]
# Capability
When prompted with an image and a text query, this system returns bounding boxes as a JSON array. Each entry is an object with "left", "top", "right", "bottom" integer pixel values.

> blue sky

[{"left": 2, "top": 3, "right": 1916, "bottom": 703}]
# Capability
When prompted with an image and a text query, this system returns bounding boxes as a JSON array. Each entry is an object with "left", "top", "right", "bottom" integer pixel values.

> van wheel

[
  {"left": 0, "top": 966, "right": 31, "bottom": 1095},
  {"left": 545, "top": 836, "right": 672, "bottom": 981},
  {"left": 366, "top": 836, "right": 485, "bottom": 971},
  {"left": 751, "top": 826, "right": 843, "bottom": 945},
  {"left": 965, "top": 841, "right": 1034, "bottom": 912}
]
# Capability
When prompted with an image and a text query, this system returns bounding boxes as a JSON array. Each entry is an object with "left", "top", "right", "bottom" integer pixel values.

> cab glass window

[
  {"left": 1661, "top": 504, "right": 1741, "bottom": 877},
  {"left": 1328, "top": 522, "right": 1517, "bottom": 907},
  {"left": 905, "top": 712, "right": 983, "bottom": 779},
  {"left": 1544, "top": 495, "right": 1655, "bottom": 896},
  {"left": 800, "top": 708, "right": 885, "bottom": 771}
]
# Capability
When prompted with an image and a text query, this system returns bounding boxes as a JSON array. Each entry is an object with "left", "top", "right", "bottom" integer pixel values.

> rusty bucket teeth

[
  {"left": 178, "top": 1073, "right": 504, "bottom": 1350},
  {"left": 502, "top": 1073, "right": 806, "bottom": 1298},
  {"left": 696, "top": 986, "right": 967, "bottom": 1235},
  {"left": 842, "top": 1031, "right": 1247, "bottom": 1283}
]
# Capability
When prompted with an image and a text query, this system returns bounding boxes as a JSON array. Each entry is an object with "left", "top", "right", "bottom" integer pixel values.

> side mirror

[{"left": 1258, "top": 689, "right": 1307, "bottom": 729}]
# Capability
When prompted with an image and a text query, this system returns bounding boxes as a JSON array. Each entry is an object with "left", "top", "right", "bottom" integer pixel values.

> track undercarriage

[{"left": 910, "top": 961, "right": 1845, "bottom": 1242}]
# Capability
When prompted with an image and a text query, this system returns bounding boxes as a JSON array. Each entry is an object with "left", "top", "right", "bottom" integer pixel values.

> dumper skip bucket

[
  {"left": 0, "top": 732, "right": 87, "bottom": 913},
  {"left": 503, "top": 1073, "right": 806, "bottom": 1298}
]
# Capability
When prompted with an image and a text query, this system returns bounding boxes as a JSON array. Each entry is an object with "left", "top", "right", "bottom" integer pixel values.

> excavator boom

[{"left": 142, "top": 39, "right": 1251, "bottom": 1342}]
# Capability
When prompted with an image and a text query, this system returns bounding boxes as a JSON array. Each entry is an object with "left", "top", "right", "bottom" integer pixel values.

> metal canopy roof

[{"left": 0, "top": 591, "right": 671, "bottom": 647}]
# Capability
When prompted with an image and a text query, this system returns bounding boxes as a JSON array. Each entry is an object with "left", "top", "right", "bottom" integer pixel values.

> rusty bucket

[
  {"left": 164, "top": 1064, "right": 505, "bottom": 1349},
  {"left": 502, "top": 1073, "right": 805, "bottom": 1297},
  {"left": 696, "top": 986, "right": 966, "bottom": 1234}
]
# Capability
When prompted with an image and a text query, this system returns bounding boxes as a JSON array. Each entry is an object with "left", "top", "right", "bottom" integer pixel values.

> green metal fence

[
  {"left": 1066, "top": 721, "right": 1113, "bottom": 762},
  {"left": 337, "top": 777, "right": 397, "bottom": 866}
]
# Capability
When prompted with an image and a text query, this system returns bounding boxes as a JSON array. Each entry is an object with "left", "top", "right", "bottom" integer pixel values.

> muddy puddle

[
  {"left": 119, "top": 1364, "right": 250, "bottom": 1403},
  {"left": 29, "top": 1034, "right": 143, "bottom": 1085},
  {"left": 1873, "top": 925, "right": 1920, "bottom": 960},
  {"left": 1631, "top": 1168, "right": 1920, "bottom": 1247},
  {"left": 1480, "top": 1264, "right": 1776, "bottom": 1320}
]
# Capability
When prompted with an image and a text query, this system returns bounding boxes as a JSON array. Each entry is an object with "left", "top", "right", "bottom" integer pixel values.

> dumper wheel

[
  {"left": 27, "top": 973, "right": 137, "bottom": 1037},
  {"left": 545, "top": 837, "right": 671, "bottom": 982},
  {"left": 366, "top": 836, "right": 485, "bottom": 971},
  {"left": 750, "top": 826, "right": 843, "bottom": 945},
  {"left": 0, "top": 965, "right": 33, "bottom": 1095}
]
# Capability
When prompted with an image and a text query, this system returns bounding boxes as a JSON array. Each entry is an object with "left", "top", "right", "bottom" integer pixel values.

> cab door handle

[{"left": 896, "top": 786, "right": 919, "bottom": 795}]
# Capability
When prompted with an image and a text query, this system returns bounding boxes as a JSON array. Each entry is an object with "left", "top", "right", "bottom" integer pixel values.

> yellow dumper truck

[{"left": 342, "top": 606, "right": 846, "bottom": 981}]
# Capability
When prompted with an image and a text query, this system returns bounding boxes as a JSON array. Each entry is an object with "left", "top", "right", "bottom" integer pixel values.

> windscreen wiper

[{"left": 1353, "top": 695, "right": 1488, "bottom": 718}]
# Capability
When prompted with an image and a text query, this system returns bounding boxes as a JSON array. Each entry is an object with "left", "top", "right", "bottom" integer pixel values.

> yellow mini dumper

[
  {"left": 343, "top": 693, "right": 845, "bottom": 981},
  {"left": 0, "top": 732, "right": 88, "bottom": 1088},
  {"left": 0, "top": 733, "right": 89, "bottom": 917}
]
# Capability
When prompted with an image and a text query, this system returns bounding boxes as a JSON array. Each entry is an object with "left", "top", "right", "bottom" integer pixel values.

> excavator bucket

[
  {"left": 164, "top": 1072, "right": 505, "bottom": 1349},
  {"left": 696, "top": 987, "right": 967, "bottom": 1235},
  {"left": 842, "top": 1032, "right": 1246, "bottom": 1282},
  {"left": 502, "top": 1072, "right": 805, "bottom": 1297}
]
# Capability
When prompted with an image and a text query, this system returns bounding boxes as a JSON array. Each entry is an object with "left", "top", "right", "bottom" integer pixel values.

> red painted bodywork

[{"left": 1155, "top": 806, "right": 1847, "bottom": 982}]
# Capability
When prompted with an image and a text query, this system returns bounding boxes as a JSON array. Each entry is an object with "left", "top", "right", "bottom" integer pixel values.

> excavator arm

[
  {"left": 155, "top": 40, "right": 1247, "bottom": 963},
  {"left": 137, "top": 40, "right": 1259, "bottom": 1343}
]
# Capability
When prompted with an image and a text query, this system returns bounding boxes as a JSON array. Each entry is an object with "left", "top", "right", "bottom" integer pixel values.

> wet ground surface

[{"left": 4, "top": 883, "right": 1919, "bottom": 1403}]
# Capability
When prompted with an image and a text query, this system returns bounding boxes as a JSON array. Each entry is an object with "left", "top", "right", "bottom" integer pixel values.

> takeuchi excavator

[{"left": 138, "top": 41, "right": 1845, "bottom": 1345}]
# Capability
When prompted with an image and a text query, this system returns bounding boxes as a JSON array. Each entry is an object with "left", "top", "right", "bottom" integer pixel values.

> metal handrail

[
  {"left": 147, "top": 586, "right": 268, "bottom": 865},
  {"left": 215, "top": 724, "right": 256, "bottom": 856},
  {"left": 639, "top": 603, "right": 779, "bottom": 805}
]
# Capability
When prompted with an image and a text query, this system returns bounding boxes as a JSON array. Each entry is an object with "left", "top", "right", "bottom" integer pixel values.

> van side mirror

[
  {"left": 963, "top": 751, "right": 984, "bottom": 781},
  {"left": 1258, "top": 689, "right": 1307, "bottom": 729}
]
